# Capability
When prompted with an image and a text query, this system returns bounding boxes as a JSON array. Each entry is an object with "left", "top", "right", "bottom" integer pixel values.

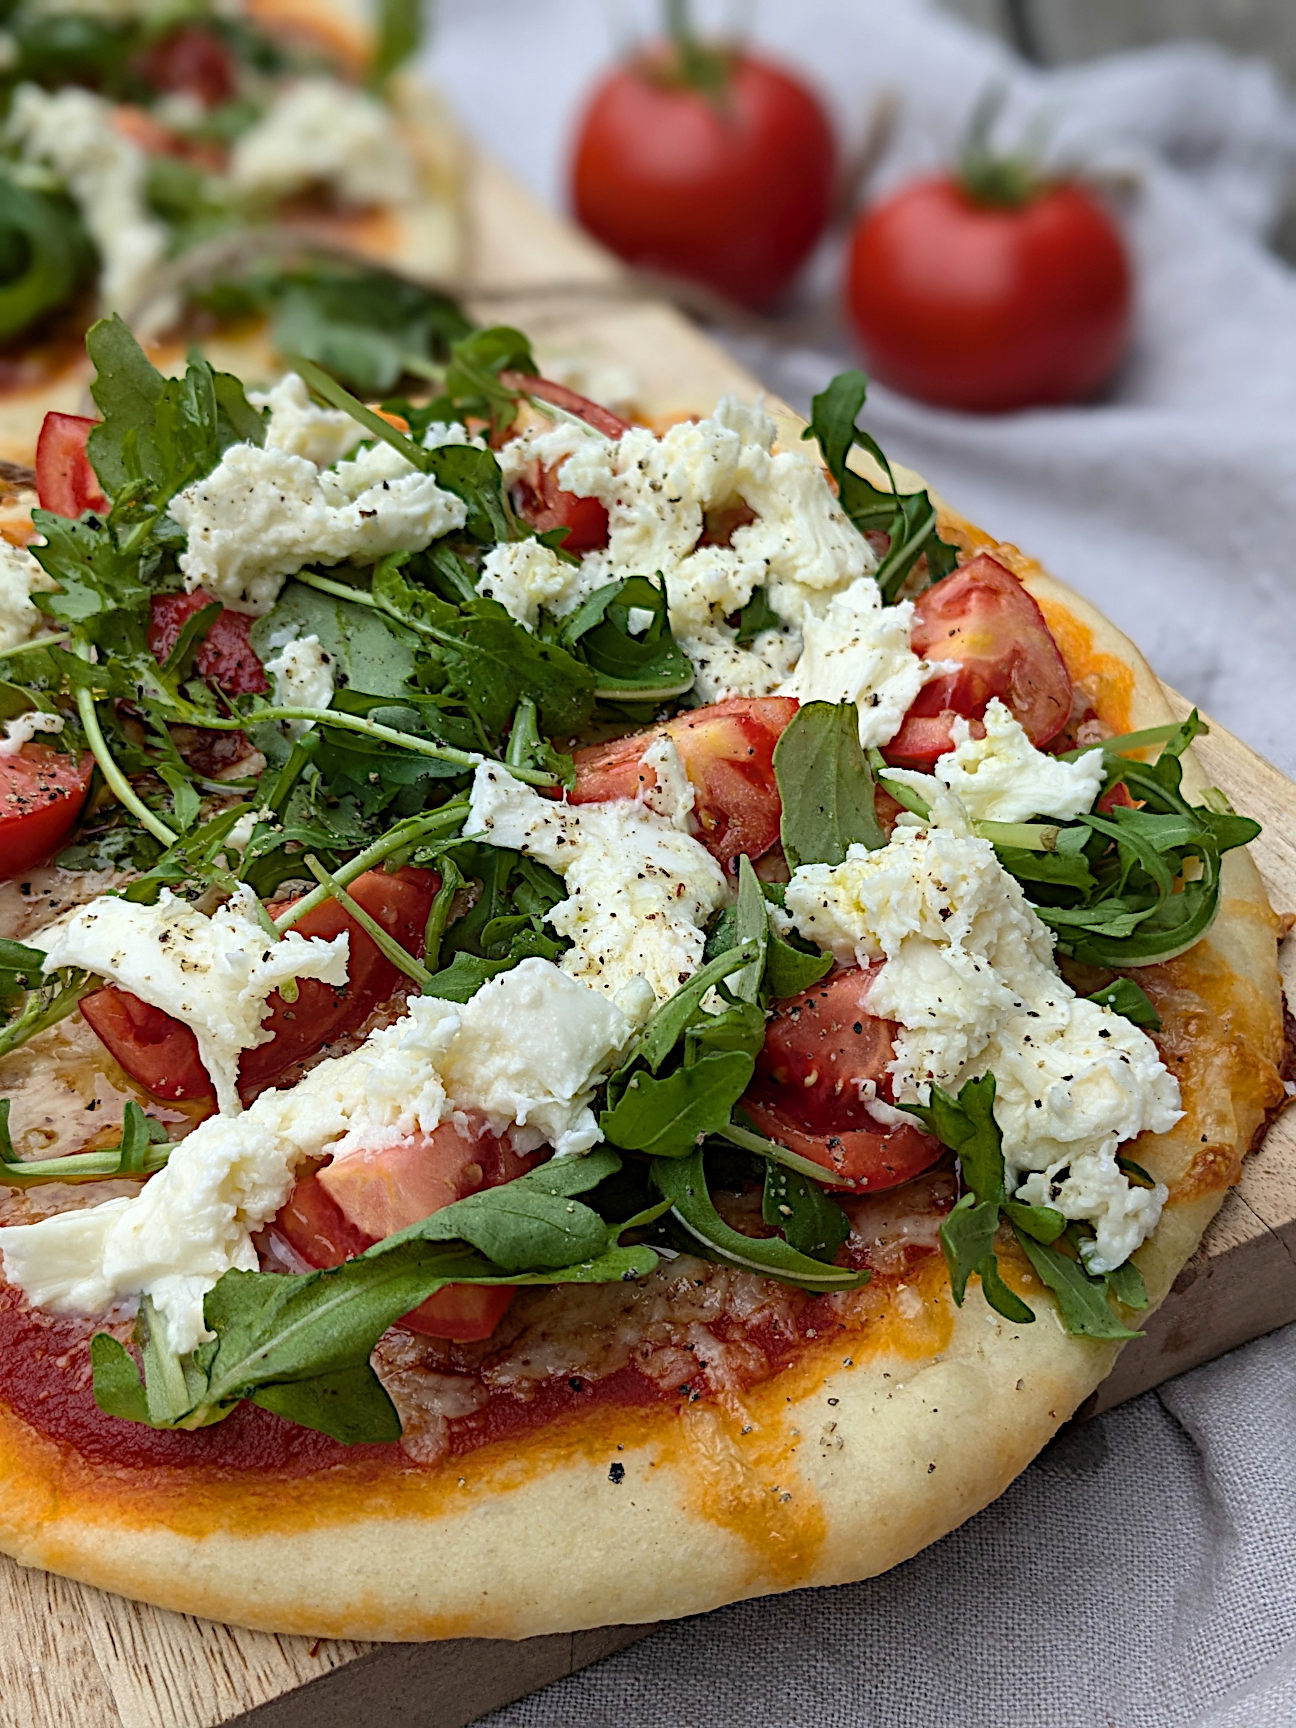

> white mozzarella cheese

[
  {"left": 0, "top": 709, "right": 63, "bottom": 757},
  {"left": 932, "top": 699, "right": 1104, "bottom": 823},
  {"left": 31, "top": 883, "right": 351, "bottom": 1115},
  {"left": 476, "top": 537, "right": 603, "bottom": 630},
  {"left": 783, "top": 816, "right": 1180, "bottom": 1272},
  {"left": 467, "top": 762, "right": 727, "bottom": 1005},
  {"left": 264, "top": 629, "right": 335, "bottom": 737},
  {"left": 0, "top": 540, "right": 49, "bottom": 653},
  {"left": 171, "top": 435, "right": 468, "bottom": 615},
  {"left": 7, "top": 83, "right": 175, "bottom": 332},
  {"left": 228, "top": 79, "right": 420, "bottom": 207},
  {"left": 251, "top": 372, "right": 364, "bottom": 469},
  {"left": 779, "top": 577, "right": 948, "bottom": 747},
  {"left": 0, "top": 959, "right": 635, "bottom": 1353}
]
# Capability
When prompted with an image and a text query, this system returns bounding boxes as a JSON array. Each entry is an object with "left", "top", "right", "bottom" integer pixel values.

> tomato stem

[
  {"left": 958, "top": 84, "right": 1045, "bottom": 209},
  {"left": 661, "top": 0, "right": 730, "bottom": 93}
]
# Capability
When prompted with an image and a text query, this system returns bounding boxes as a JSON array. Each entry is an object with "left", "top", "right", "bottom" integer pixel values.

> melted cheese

[
  {"left": 932, "top": 699, "right": 1104, "bottom": 823},
  {"left": 228, "top": 79, "right": 420, "bottom": 207}
]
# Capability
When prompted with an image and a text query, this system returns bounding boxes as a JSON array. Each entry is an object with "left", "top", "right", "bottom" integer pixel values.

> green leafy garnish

[
  {"left": 804, "top": 371, "right": 957, "bottom": 603},
  {"left": 0, "top": 1099, "right": 173, "bottom": 1185},
  {"left": 773, "top": 700, "right": 886, "bottom": 871},
  {"left": 904, "top": 1075, "right": 1144, "bottom": 1339}
]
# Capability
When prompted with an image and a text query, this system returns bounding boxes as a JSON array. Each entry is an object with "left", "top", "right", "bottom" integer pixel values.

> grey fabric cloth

[{"left": 426, "top": 6, "right": 1296, "bottom": 1723}]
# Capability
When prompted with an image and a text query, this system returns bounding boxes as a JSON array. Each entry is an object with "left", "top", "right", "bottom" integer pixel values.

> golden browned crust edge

[{"left": 0, "top": 425, "right": 1284, "bottom": 1642}]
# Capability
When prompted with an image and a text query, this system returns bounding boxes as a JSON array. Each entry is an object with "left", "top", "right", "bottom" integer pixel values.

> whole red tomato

[
  {"left": 570, "top": 38, "right": 835, "bottom": 307},
  {"left": 844, "top": 173, "right": 1132, "bottom": 412}
]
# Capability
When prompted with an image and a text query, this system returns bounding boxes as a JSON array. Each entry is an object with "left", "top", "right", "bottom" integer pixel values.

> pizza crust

[{"left": 0, "top": 422, "right": 1285, "bottom": 1641}]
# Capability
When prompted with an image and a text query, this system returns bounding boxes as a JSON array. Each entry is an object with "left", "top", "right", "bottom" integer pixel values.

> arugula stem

[
  {"left": 294, "top": 569, "right": 382, "bottom": 609},
  {"left": 1059, "top": 722, "right": 1186, "bottom": 763},
  {"left": 977, "top": 820, "right": 1064, "bottom": 852},
  {"left": 0, "top": 971, "right": 96, "bottom": 1062},
  {"left": 0, "top": 632, "right": 67, "bottom": 660},
  {"left": 273, "top": 805, "right": 466, "bottom": 932},
  {"left": 73, "top": 645, "right": 179, "bottom": 847},
  {"left": 290, "top": 355, "right": 430, "bottom": 472},
  {"left": 195, "top": 704, "right": 557, "bottom": 786},
  {"left": 0, "top": 1138, "right": 173, "bottom": 1184},
  {"left": 302, "top": 855, "right": 435, "bottom": 988}
]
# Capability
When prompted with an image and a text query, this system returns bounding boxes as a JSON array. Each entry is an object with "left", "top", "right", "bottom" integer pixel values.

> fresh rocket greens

[
  {"left": 905, "top": 1076, "right": 1146, "bottom": 1340},
  {"left": 0, "top": 312, "right": 1251, "bottom": 1452},
  {"left": 804, "top": 371, "right": 958, "bottom": 603},
  {"left": 92, "top": 1151, "right": 660, "bottom": 1443}
]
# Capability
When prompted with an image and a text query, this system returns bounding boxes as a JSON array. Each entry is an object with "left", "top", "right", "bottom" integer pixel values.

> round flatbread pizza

[
  {"left": 0, "top": 326, "right": 1285, "bottom": 1641},
  {"left": 0, "top": 0, "right": 463, "bottom": 469}
]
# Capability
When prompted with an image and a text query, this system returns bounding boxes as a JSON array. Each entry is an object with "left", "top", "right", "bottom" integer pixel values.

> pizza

[
  {"left": 0, "top": 0, "right": 463, "bottom": 468},
  {"left": 0, "top": 318, "right": 1285, "bottom": 1643}
]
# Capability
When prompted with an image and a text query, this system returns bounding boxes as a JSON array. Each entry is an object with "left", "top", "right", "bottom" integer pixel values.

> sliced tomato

[
  {"left": 741, "top": 966, "right": 943, "bottom": 1191},
  {"left": 0, "top": 744, "right": 93, "bottom": 879},
  {"left": 499, "top": 373, "right": 632, "bottom": 441},
  {"left": 278, "top": 1121, "right": 542, "bottom": 1341},
  {"left": 80, "top": 867, "right": 439, "bottom": 1104},
  {"left": 35, "top": 413, "right": 107, "bottom": 519},
  {"left": 149, "top": 591, "right": 269, "bottom": 696},
  {"left": 885, "top": 555, "right": 1072, "bottom": 769},
  {"left": 501, "top": 372, "right": 632, "bottom": 554},
  {"left": 80, "top": 987, "right": 212, "bottom": 1100},
  {"left": 134, "top": 25, "right": 236, "bottom": 107},
  {"left": 570, "top": 695, "right": 798, "bottom": 871}
]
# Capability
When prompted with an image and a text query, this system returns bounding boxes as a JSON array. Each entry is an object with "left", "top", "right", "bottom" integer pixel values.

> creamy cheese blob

[
  {"left": 228, "top": 79, "right": 420, "bottom": 207},
  {"left": 251, "top": 372, "right": 365, "bottom": 469},
  {"left": 32, "top": 883, "right": 350, "bottom": 1114},
  {"left": 0, "top": 709, "right": 63, "bottom": 757},
  {"left": 783, "top": 815, "right": 1180, "bottom": 1272},
  {"left": 779, "top": 577, "right": 951, "bottom": 748},
  {"left": 0, "top": 959, "right": 636, "bottom": 1353},
  {"left": 494, "top": 398, "right": 948, "bottom": 737},
  {"left": 263, "top": 629, "right": 335, "bottom": 737},
  {"left": 0, "top": 540, "right": 50, "bottom": 654},
  {"left": 467, "top": 761, "right": 727, "bottom": 1005},
  {"left": 171, "top": 425, "right": 472, "bottom": 614},
  {"left": 931, "top": 699, "right": 1104, "bottom": 823},
  {"left": 7, "top": 83, "right": 175, "bottom": 331},
  {"left": 477, "top": 538, "right": 601, "bottom": 631}
]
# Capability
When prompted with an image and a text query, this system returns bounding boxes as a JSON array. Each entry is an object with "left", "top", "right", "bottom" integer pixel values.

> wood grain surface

[{"left": 1, "top": 141, "right": 1292, "bottom": 1728}]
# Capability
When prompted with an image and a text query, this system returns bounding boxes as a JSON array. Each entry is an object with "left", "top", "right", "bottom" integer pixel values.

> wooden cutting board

[{"left": 1, "top": 142, "right": 1292, "bottom": 1728}]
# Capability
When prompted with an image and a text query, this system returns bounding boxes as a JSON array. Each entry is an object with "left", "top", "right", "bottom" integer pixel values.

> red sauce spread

[{"left": 0, "top": 1171, "right": 951, "bottom": 1475}]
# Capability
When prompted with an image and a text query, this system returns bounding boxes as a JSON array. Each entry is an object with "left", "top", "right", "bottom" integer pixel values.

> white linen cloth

[{"left": 427, "top": 6, "right": 1296, "bottom": 1723}]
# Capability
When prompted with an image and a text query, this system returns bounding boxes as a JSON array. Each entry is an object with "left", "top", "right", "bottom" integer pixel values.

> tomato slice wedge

[
  {"left": 501, "top": 373, "right": 632, "bottom": 554},
  {"left": 80, "top": 867, "right": 439, "bottom": 1104},
  {"left": 0, "top": 744, "right": 93, "bottom": 879},
  {"left": 741, "top": 967, "right": 943, "bottom": 1190},
  {"left": 885, "top": 555, "right": 1073, "bottom": 769},
  {"left": 134, "top": 24, "right": 236, "bottom": 107},
  {"left": 571, "top": 695, "right": 798, "bottom": 871},
  {"left": 35, "top": 413, "right": 108, "bottom": 520},
  {"left": 148, "top": 591, "right": 269, "bottom": 696},
  {"left": 276, "top": 1122, "right": 543, "bottom": 1341}
]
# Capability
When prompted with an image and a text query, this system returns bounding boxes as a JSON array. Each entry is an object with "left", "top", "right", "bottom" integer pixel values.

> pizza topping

[
  {"left": 0, "top": 959, "right": 640, "bottom": 1355},
  {"left": 923, "top": 697, "right": 1104, "bottom": 824},
  {"left": 6, "top": 82, "right": 174, "bottom": 332},
  {"left": 250, "top": 372, "right": 366, "bottom": 470},
  {"left": 262, "top": 629, "right": 335, "bottom": 737},
  {"left": 782, "top": 811, "right": 1180, "bottom": 1272},
  {"left": 31, "top": 883, "right": 351, "bottom": 1113},
  {"left": 170, "top": 420, "right": 473, "bottom": 616},
  {"left": 227, "top": 79, "right": 420, "bottom": 209},
  {"left": 0, "top": 540, "right": 51, "bottom": 654},
  {"left": 467, "top": 761, "right": 727, "bottom": 1006}
]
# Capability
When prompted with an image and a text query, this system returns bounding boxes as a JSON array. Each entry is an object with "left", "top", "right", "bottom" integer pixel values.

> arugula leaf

[
  {"left": 0, "top": 939, "right": 46, "bottom": 1009},
  {"left": 734, "top": 586, "right": 781, "bottom": 646},
  {"left": 369, "top": 0, "right": 424, "bottom": 82},
  {"left": 91, "top": 1151, "right": 659, "bottom": 1442},
  {"left": 1086, "top": 977, "right": 1162, "bottom": 1030},
  {"left": 761, "top": 1162, "right": 850, "bottom": 1259},
  {"left": 86, "top": 316, "right": 264, "bottom": 511},
  {"left": 904, "top": 1075, "right": 1148, "bottom": 1338},
  {"left": 0, "top": 1098, "right": 172, "bottom": 1185},
  {"left": 609, "top": 942, "right": 760, "bottom": 1083},
  {"left": 0, "top": 174, "right": 94, "bottom": 343},
  {"left": 601, "top": 1050, "right": 758, "bottom": 1159},
  {"left": 804, "top": 371, "right": 957, "bottom": 602},
  {"left": 773, "top": 701, "right": 886, "bottom": 871},
  {"left": 403, "top": 326, "right": 537, "bottom": 436},
  {"left": 559, "top": 577, "right": 695, "bottom": 700},
  {"left": 652, "top": 1150, "right": 869, "bottom": 1291}
]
